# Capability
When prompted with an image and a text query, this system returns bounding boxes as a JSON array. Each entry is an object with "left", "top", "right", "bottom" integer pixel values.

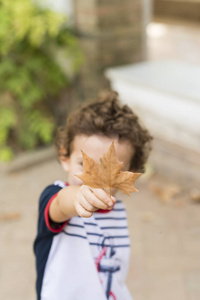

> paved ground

[
  {"left": 0, "top": 144, "right": 200, "bottom": 300},
  {"left": 1, "top": 17, "right": 200, "bottom": 300}
]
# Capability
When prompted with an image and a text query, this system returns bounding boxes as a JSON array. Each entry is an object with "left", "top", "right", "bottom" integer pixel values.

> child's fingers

[
  {"left": 84, "top": 190, "right": 110, "bottom": 209},
  {"left": 75, "top": 202, "right": 93, "bottom": 218},
  {"left": 111, "top": 196, "right": 117, "bottom": 202},
  {"left": 83, "top": 186, "right": 114, "bottom": 209},
  {"left": 90, "top": 187, "right": 116, "bottom": 207},
  {"left": 79, "top": 194, "right": 97, "bottom": 212}
]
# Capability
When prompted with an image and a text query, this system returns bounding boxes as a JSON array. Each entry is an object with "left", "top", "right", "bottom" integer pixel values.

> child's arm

[{"left": 49, "top": 185, "right": 116, "bottom": 223}]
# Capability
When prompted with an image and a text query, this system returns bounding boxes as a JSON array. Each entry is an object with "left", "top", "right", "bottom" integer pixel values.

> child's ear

[
  {"left": 59, "top": 155, "right": 70, "bottom": 172},
  {"left": 59, "top": 146, "right": 69, "bottom": 172}
]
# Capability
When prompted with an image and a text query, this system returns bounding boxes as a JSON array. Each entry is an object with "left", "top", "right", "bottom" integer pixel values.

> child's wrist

[{"left": 56, "top": 186, "right": 80, "bottom": 219}]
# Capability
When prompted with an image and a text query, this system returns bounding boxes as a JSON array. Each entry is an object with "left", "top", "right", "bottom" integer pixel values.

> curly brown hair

[{"left": 54, "top": 90, "right": 152, "bottom": 172}]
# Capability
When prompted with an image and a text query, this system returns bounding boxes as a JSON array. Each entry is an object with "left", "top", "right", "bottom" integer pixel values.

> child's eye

[{"left": 79, "top": 162, "right": 83, "bottom": 166}]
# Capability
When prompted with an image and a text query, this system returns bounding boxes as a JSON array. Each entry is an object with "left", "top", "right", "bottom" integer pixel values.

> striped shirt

[{"left": 34, "top": 181, "right": 132, "bottom": 300}]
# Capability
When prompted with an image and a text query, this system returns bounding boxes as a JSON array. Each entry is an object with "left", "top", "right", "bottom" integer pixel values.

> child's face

[{"left": 60, "top": 135, "right": 134, "bottom": 188}]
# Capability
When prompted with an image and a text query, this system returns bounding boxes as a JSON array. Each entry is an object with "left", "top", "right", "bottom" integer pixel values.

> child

[{"left": 34, "top": 90, "right": 152, "bottom": 300}]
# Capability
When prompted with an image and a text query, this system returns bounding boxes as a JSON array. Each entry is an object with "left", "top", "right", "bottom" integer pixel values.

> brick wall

[{"left": 73, "top": 0, "right": 147, "bottom": 100}]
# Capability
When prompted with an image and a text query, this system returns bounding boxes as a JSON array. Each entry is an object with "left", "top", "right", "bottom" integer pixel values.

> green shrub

[{"left": 0, "top": 0, "right": 82, "bottom": 161}]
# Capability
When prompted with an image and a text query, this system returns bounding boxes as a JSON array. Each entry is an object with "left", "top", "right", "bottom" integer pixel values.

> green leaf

[
  {"left": 0, "top": 106, "right": 17, "bottom": 128},
  {"left": 0, "top": 146, "right": 13, "bottom": 162},
  {"left": 0, "top": 0, "right": 82, "bottom": 161}
]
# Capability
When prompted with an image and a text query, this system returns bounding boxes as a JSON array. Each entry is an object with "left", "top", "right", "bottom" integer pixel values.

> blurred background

[{"left": 0, "top": 0, "right": 200, "bottom": 299}]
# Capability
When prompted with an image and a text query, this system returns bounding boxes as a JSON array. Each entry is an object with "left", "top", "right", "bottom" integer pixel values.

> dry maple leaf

[{"left": 76, "top": 141, "right": 141, "bottom": 196}]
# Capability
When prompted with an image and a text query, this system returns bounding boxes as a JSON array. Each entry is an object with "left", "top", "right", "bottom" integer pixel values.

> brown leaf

[
  {"left": 142, "top": 212, "right": 154, "bottom": 223},
  {"left": 0, "top": 212, "right": 21, "bottom": 222},
  {"left": 148, "top": 182, "right": 180, "bottom": 203},
  {"left": 76, "top": 141, "right": 141, "bottom": 196},
  {"left": 190, "top": 188, "right": 200, "bottom": 203}
]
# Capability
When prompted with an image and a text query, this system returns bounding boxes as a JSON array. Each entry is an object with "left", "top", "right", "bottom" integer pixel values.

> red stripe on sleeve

[{"left": 44, "top": 192, "right": 69, "bottom": 233}]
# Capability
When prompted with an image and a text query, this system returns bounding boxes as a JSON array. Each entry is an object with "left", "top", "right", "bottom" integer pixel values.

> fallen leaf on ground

[
  {"left": 173, "top": 198, "right": 184, "bottom": 208},
  {"left": 142, "top": 212, "right": 154, "bottom": 223},
  {"left": 190, "top": 188, "right": 200, "bottom": 203},
  {"left": 148, "top": 182, "right": 180, "bottom": 203},
  {"left": 0, "top": 212, "right": 21, "bottom": 221},
  {"left": 76, "top": 141, "right": 141, "bottom": 196}
]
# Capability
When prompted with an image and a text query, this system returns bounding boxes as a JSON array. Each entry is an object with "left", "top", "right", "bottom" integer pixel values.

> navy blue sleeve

[{"left": 33, "top": 184, "right": 63, "bottom": 300}]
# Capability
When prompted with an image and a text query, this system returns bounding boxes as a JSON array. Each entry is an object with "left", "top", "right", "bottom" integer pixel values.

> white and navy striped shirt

[{"left": 34, "top": 181, "right": 132, "bottom": 300}]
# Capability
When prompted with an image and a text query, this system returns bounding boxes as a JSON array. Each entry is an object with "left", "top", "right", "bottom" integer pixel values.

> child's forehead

[{"left": 71, "top": 134, "right": 134, "bottom": 164}]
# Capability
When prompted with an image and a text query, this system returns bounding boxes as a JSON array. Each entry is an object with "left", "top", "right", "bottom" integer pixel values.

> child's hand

[{"left": 75, "top": 185, "right": 116, "bottom": 218}]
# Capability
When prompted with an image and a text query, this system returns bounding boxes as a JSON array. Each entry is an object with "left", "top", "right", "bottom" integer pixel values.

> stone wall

[{"left": 73, "top": 0, "right": 148, "bottom": 100}]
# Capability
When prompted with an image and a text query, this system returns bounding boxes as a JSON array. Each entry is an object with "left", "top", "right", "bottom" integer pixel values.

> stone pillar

[{"left": 73, "top": 0, "right": 148, "bottom": 100}]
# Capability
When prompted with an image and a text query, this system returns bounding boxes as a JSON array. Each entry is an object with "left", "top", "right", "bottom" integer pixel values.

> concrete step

[{"left": 105, "top": 59, "right": 200, "bottom": 153}]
